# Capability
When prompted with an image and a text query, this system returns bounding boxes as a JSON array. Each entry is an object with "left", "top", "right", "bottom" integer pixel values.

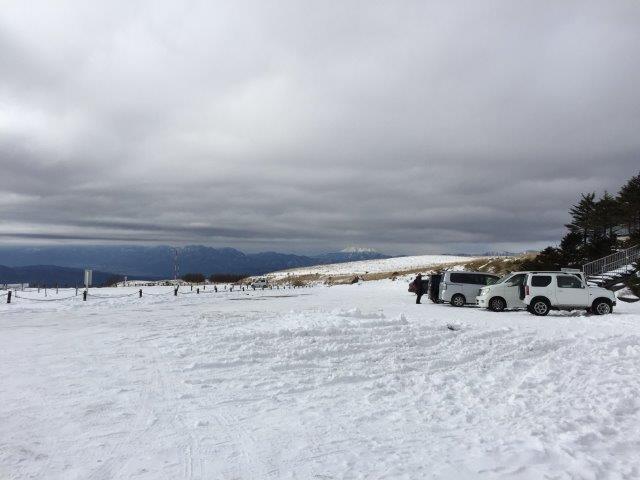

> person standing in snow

[{"left": 414, "top": 273, "right": 424, "bottom": 304}]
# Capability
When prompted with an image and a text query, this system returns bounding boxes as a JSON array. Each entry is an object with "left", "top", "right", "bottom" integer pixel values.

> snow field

[
  {"left": 267, "top": 254, "right": 485, "bottom": 278},
  {"left": 1, "top": 281, "right": 640, "bottom": 479}
]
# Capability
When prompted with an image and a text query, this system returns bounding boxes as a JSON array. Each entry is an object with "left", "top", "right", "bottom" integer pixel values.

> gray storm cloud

[{"left": 1, "top": 0, "right": 639, "bottom": 254}]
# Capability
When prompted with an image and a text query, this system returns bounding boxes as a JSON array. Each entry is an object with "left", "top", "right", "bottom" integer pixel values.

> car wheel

[
  {"left": 593, "top": 299, "right": 612, "bottom": 315},
  {"left": 451, "top": 294, "right": 466, "bottom": 307},
  {"left": 489, "top": 297, "right": 505, "bottom": 312},
  {"left": 531, "top": 299, "right": 550, "bottom": 316}
]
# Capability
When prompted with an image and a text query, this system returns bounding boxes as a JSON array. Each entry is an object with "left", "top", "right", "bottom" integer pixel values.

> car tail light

[
  {"left": 442, "top": 282, "right": 447, "bottom": 290},
  {"left": 525, "top": 285, "right": 530, "bottom": 296}
]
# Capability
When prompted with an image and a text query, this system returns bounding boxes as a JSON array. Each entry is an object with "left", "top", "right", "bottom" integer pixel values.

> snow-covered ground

[
  {"left": 269, "top": 254, "right": 485, "bottom": 278},
  {"left": 1, "top": 281, "right": 640, "bottom": 479}
]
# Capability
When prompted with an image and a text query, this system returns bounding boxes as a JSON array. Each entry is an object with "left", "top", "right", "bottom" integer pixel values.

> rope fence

[
  {"left": 14, "top": 293, "right": 78, "bottom": 302},
  {"left": 87, "top": 292, "right": 142, "bottom": 299},
  {"left": 3, "top": 284, "right": 311, "bottom": 305}
]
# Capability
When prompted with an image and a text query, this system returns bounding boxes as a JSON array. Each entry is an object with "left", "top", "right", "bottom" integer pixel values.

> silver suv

[{"left": 439, "top": 271, "right": 500, "bottom": 307}]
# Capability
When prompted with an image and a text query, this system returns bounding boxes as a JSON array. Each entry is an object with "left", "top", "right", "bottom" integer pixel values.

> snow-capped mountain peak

[{"left": 340, "top": 246, "right": 378, "bottom": 254}]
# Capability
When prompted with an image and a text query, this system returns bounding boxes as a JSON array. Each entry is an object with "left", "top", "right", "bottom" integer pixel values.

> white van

[
  {"left": 251, "top": 278, "right": 268, "bottom": 289},
  {"left": 476, "top": 271, "right": 529, "bottom": 311},
  {"left": 439, "top": 271, "right": 500, "bottom": 306}
]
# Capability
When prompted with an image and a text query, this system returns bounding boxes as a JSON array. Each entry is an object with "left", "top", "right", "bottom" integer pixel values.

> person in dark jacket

[{"left": 414, "top": 273, "right": 424, "bottom": 304}]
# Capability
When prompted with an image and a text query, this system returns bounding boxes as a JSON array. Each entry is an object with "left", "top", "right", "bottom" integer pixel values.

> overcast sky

[{"left": 1, "top": 0, "right": 639, "bottom": 255}]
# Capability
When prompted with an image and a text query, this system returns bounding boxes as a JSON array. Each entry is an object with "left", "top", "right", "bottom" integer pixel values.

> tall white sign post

[{"left": 84, "top": 269, "right": 93, "bottom": 290}]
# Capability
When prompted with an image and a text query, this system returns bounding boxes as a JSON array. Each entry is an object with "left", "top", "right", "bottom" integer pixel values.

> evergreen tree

[
  {"left": 558, "top": 230, "right": 583, "bottom": 266},
  {"left": 181, "top": 272, "right": 205, "bottom": 283},
  {"left": 618, "top": 172, "right": 640, "bottom": 242},
  {"left": 594, "top": 191, "right": 622, "bottom": 238},
  {"left": 516, "top": 172, "right": 639, "bottom": 272},
  {"left": 625, "top": 262, "right": 640, "bottom": 298},
  {"left": 567, "top": 193, "right": 597, "bottom": 245}
]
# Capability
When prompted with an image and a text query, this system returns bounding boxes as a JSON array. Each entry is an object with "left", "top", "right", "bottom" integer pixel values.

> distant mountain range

[
  {"left": 0, "top": 265, "right": 120, "bottom": 287},
  {"left": 0, "top": 245, "right": 390, "bottom": 283}
]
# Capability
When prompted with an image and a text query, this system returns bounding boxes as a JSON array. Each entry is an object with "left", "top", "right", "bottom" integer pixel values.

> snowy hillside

[
  {"left": 268, "top": 254, "right": 484, "bottom": 278},
  {"left": 2, "top": 281, "right": 640, "bottom": 478}
]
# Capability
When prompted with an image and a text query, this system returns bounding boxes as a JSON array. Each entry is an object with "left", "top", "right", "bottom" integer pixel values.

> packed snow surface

[
  {"left": 1, "top": 281, "right": 640, "bottom": 479},
  {"left": 269, "top": 254, "right": 483, "bottom": 277}
]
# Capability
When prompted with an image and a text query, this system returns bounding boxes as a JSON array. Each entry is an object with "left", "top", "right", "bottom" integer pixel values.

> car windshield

[{"left": 494, "top": 274, "right": 513, "bottom": 285}]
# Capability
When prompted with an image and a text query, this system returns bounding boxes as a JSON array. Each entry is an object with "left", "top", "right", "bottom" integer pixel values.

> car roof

[
  {"left": 523, "top": 271, "right": 583, "bottom": 274},
  {"left": 446, "top": 271, "right": 499, "bottom": 275}
]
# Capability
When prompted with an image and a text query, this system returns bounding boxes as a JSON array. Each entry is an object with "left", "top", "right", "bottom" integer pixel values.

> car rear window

[
  {"left": 531, "top": 275, "right": 552, "bottom": 287},
  {"left": 449, "top": 273, "right": 469, "bottom": 283}
]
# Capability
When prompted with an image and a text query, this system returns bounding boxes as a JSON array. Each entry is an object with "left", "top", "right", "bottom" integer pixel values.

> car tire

[
  {"left": 451, "top": 294, "right": 466, "bottom": 307},
  {"left": 530, "top": 298, "right": 550, "bottom": 316},
  {"left": 489, "top": 297, "right": 506, "bottom": 312},
  {"left": 592, "top": 299, "right": 612, "bottom": 315}
]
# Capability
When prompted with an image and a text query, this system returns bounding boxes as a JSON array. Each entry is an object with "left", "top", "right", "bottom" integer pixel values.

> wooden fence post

[
  {"left": 83, "top": 290, "right": 87, "bottom": 301},
  {"left": 7, "top": 291, "right": 11, "bottom": 304},
  {"left": 139, "top": 289, "right": 142, "bottom": 298}
]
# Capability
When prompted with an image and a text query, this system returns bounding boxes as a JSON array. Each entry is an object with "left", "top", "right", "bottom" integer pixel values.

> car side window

[
  {"left": 557, "top": 275, "right": 583, "bottom": 289},
  {"left": 449, "top": 273, "right": 465, "bottom": 283},
  {"left": 531, "top": 275, "right": 552, "bottom": 287}
]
